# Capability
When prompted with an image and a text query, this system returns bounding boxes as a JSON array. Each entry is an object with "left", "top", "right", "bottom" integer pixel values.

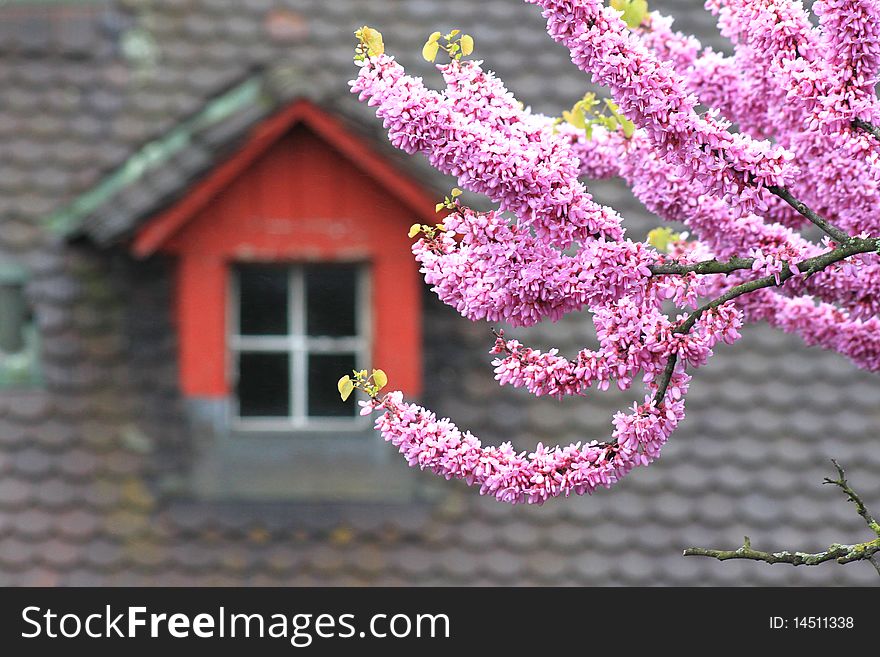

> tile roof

[
  {"left": 2, "top": 0, "right": 728, "bottom": 243},
  {"left": 1, "top": 0, "right": 879, "bottom": 586}
]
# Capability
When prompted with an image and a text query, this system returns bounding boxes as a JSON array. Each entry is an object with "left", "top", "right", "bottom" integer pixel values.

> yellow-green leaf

[
  {"left": 357, "top": 26, "right": 385, "bottom": 56},
  {"left": 611, "top": 0, "right": 649, "bottom": 29},
  {"left": 372, "top": 369, "right": 388, "bottom": 389},
  {"left": 435, "top": 202, "right": 446, "bottom": 213},
  {"left": 451, "top": 187, "right": 462, "bottom": 197},
  {"left": 338, "top": 375, "right": 355, "bottom": 401},
  {"left": 422, "top": 39, "right": 440, "bottom": 62},
  {"left": 449, "top": 29, "right": 460, "bottom": 37},
  {"left": 647, "top": 226, "right": 681, "bottom": 253},
  {"left": 427, "top": 31, "right": 442, "bottom": 43},
  {"left": 460, "top": 34, "right": 474, "bottom": 56},
  {"left": 563, "top": 107, "right": 586, "bottom": 129},
  {"left": 408, "top": 223, "right": 421, "bottom": 238}
]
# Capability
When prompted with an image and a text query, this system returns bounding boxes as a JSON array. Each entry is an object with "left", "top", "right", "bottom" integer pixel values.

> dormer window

[{"left": 130, "top": 100, "right": 434, "bottom": 500}]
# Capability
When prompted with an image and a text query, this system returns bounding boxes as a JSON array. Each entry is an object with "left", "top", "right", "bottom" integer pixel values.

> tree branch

[
  {"left": 649, "top": 184, "right": 856, "bottom": 278},
  {"left": 684, "top": 462, "right": 880, "bottom": 573},
  {"left": 651, "top": 350, "right": 678, "bottom": 406},
  {"left": 650, "top": 236, "right": 880, "bottom": 406},
  {"left": 852, "top": 117, "right": 880, "bottom": 142},
  {"left": 649, "top": 256, "right": 756, "bottom": 276},
  {"left": 767, "top": 185, "right": 851, "bottom": 244},
  {"left": 683, "top": 535, "right": 880, "bottom": 567}
]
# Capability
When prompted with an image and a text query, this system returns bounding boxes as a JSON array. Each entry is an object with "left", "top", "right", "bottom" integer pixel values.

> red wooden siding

[{"left": 136, "top": 103, "right": 436, "bottom": 399}]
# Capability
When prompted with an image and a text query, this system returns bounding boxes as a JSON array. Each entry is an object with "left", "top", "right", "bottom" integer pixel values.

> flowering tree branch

[
  {"left": 684, "top": 461, "right": 880, "bottom": 575},
  {"left": 767, "top": 186, "right": 852, "bottom": 244},
  {"left": 651, "top": 235, "right": 880, "bottom": 403},
  {"left": 347, "top": 2, "right": 880, "bottom": 510}
]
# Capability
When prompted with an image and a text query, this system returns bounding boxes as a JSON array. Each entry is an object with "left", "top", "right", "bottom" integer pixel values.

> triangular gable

[{"left": 132, "top": 99, "right": 438, "bottom": 258}]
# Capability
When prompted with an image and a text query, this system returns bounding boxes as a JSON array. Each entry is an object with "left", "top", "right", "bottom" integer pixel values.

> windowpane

[
  {"left": 305, "top": 265, "right": 357, "bottom": 337},
  {"left": 308, "top": 353, "right": 356, "bottom": 417},
  {"left": 237, "top": 352, "right": 290, "bottom": 417},
  {"left": 0, "top": 282, "right": 27, "bottom": 354},
  {"left": 237, "top": 265, "right": 288, "bottom": 335}
]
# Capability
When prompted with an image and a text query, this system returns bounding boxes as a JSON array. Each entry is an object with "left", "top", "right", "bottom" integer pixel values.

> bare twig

[
  {"left": 823, "top": 459, "right": 880, "bottom": 537},
  {"left": 684, "top": 462, "right": 880, "bottom": 574},
  {"left": 683, "top": 535, "right": 880, "bottom": 567},
  {"left": 767, "top": 185, "right": 851, "bottom": 244}
]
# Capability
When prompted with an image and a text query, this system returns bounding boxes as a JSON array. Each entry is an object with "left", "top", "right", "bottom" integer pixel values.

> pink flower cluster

[
  {"left": 704, "top": 1, "right": 880, "bottom": 236},
  {"left": 528, "top": 0, "right": 796, "bottom": 216},
  {"left": 490, "top": 299, "right": 740, "bottom": 399},
  {"left": 359, "top": 379, "right": 688, "bottom": 505},
  {"left": 351, "top": 55, "right": 621, "bottom": 248},
  {"left": 349, "top": 1, "right": 880, "bottom": 503},
  {"left": 413, "top": 207, "right": 652, "bottom": 326},
  {"left": 568, "top": 123, "right": 880, "bottom": 325}
]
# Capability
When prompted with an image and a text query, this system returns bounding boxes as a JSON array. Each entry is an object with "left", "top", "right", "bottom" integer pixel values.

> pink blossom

[{"left": 348, "top": 3, "right": 880, "bottom": 504}]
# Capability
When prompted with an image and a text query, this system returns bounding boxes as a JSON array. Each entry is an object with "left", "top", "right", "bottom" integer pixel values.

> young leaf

[
  {"left": 372, "top": 369, "right": 388, "bottom": 389},
  {"left": 647, "top": 226, "right": 681, "bottom": 253},
  {"left": 604, "top": 99, "right": 636, "bottom": 138},
  {"left": 451, "top": 187, "right": 462, "bottom": 198},
  {"left": 422, "top": 39, "right": 440, "bottom": 62},
  {"left": 563, "top": 106, "right": 586, "bottom": 129},
  {"left": 460, "top": 34, "right": 474, "bottom": 56},
  {"left": 358, "top": 26, "right": 385, "bottom": 56},
  {"left": 427, "top": 31, "right": 442, "bottom": 44},
  {"left": 409, "top": 223, "right": 422, "bottom": 238},
  {"left": 338, "top": 375, "right": 355, "bottom": 402},
  {"left": 610, "top": 0, "right": 649, "bottom": 29},
  {"left": 435, "top": 202, "right": 446, "bottom": 213}
]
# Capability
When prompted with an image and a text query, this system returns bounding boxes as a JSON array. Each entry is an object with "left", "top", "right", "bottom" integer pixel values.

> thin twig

[
  {"left": 852, "top": 117, "right": 880, "bottom": 141},
  {"left": 824, "top": 459, "right": 880, "bottom": 537},
  {"left": 684, "top": 462, "right": 880, "bottom": 574},
  {"left": 767, "top": 185, "right": 851, "bottom": 244}
]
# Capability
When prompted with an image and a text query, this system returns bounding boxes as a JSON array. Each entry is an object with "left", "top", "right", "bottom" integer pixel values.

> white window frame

[{"left": 228, "top": 262, "right": 371, "bottom": 432}]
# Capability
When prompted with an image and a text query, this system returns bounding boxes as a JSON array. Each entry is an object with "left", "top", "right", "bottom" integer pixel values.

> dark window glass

[
  {"left": 305, "top": 265, "right": 357, "bottom": 337},
  {"left": 237, "top": 352, "right": 290, "bottom": 417},
  {"left": 308, "top": 353, "right": 356, "bottom": 417},
  {"left": 0, "top": 282, "right": 27, "bottom": 354},
  {"left": 238, "top": 265, "right": 288, "bottom": 335}
]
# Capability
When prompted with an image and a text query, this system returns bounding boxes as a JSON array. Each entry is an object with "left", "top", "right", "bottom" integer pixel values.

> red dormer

[{"left": 133, "top": 100, "right": 436, "bottom": 431}]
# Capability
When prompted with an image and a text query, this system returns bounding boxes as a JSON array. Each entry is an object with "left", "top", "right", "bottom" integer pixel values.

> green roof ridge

[{"left": 45, "top": 75, "right": 267, "bottom": 237}]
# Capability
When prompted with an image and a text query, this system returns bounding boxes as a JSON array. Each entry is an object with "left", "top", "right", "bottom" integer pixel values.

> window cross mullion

[{"left": 232, "top": 262, "right": 367, "bottom": 426}]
